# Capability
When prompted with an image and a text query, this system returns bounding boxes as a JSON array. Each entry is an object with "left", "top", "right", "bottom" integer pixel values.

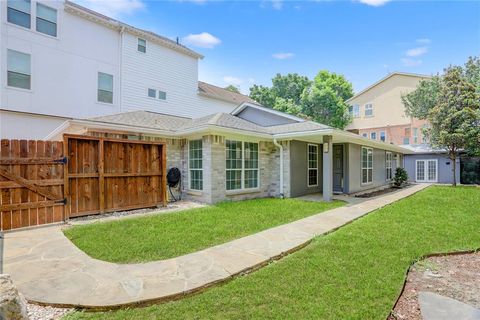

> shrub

[{"left": 393, "top": 167, "right": 408, "bottom": 187}]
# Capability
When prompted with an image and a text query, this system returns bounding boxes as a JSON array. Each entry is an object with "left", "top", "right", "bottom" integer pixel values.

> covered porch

[{"left": 275, "top": 131, "right": 409, "bottom": 202}]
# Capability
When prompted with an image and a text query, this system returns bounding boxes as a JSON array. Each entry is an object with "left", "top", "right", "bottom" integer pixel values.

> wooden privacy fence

[
  {"left": 64, "top": 134, "right": 167, "bottom": 218},
  {"left": 0, "top": 140, "right": 65, "bottom": 231},
  {"left": 0, "top": 135, "right": 167, "bottom": 231}
]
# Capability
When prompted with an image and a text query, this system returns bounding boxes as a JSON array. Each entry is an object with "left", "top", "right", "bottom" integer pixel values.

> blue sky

[{"left": 76, "top": 0, "right": 480, "bottom": 94}]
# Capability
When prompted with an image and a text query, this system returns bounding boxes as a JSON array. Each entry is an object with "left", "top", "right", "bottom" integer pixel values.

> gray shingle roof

[
  {"left": 88, "top": 110, "right": 332, "bottom": 136},
  {"left": 198, "top": 82, "right": 259, "bottom": 105}
]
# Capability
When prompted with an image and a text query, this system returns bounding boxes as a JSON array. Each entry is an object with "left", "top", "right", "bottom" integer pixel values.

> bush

[{"left": 393, "top": 167, "right": 408, "bottom": 187}]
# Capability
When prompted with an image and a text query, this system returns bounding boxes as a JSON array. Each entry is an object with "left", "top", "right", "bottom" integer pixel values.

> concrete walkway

[
  {"left": 419, "top": 292, "right": 480, "bottom": 320},
  {"left": 4, "top": 184, "right": 429, "bottom": 309}
]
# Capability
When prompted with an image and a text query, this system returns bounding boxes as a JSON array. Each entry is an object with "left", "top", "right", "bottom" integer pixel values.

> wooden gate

[
  {"left": 0, "top": 140, "right": 65, "bottom": 231},
  {"left": 64, "top": 134, "right": 167, "bottom": 218}
]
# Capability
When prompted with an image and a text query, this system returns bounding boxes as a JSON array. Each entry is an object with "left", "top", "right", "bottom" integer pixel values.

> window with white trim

[
  {"left": 370, "top": 132, "right": 377, "bottom": 140},
  {"left": 307, "top": 144, "right": 318, "bottom": 187},
  {"left": 226, "top": 140, "right": 258, "bottom": 190},
  {"left": 36, "top": 3, "right": 57, "bottom": 37},
  {"left": 349, "top": 105, "right": 360, "bottom": 118},
  {"left": 386, "top": 152, "right": 393, "bottom": 181},
  {"left": 138, "top": 38, "right": 146, "bottom": 53},
  {"left": 97, "top": 72, "right": 113, "bottom": 103},
  {"left": 365, "top": 103, "right": 373, "bottom": 117},
  {"left": 7, "top": 49, "right": 31, "bottom": 90},
  {"left": 361, "top": 147, "right": 373, "bottom": 184},
  {"left": 189, "top": 140, "right": 203, "bottom": 190},
  {"left": 413, "top": 127, "right": 418, "bottom": 144},
  {"left": 362, "top": 133, "right": 368, "bottom": 138},
  {"left": 148, "top": 88, "right": 156, "bottom": 98},
  {"left": 7, "top": 0, "right": 31, "bottom": 29},
  {"left": 158, "top": 90, "right": 166, "bottom": 100}
]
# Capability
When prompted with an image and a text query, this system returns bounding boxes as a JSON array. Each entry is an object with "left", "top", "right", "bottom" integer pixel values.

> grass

[
  {"left": 64, "top": 198, "right": 344, "bottom": 263},
  {"left": 64, "top": 186, "right": 480, "bottom": 320}
]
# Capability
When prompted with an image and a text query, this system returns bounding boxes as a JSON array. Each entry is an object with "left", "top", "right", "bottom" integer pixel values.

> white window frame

[
  {"left": 385, "top": 152, "right": 392, "bottom": 181},
  {"left": 415, "top": 159, "right": 438, "bottom": 183},
  {"left": 188, "top": 139, "right": 203, "bottom": 191},
  {"left": 97, "top": 72, "right": 113, "bottom": 104},
  {"left": 7, "top": 0, "right": 31, "bottom": 30},
  {"left": 364, "top": 103, "right": 373, "bottom": 117},
  {"left": 307, "top": 144, "right": 318, "bottom": 187},
  {"left": 36, "top": 2, "right": 57, "bottom": 37},
  {"left": 361, "top": 147, "right": 373, "bottom": 185},
  {"left": 7, "top": 49, "right": 31, "bottom": 90},
  {"left": 349, "top": 104, "right": 360, "bottom": 118},
  {"left": 362, "top": 133, "right": 368, "bottom": 138},
  {"left": 370, "top": 132, "right": 377, "bottom": 140},
  {"left": 137, "top": 38, "right": 146, "bottom": 53},
  {"left": 225, "top": 140, "right": 259, "bottom": 191},
  {"left": 413, "top": 127, "right": 418, "bottom": 144}
]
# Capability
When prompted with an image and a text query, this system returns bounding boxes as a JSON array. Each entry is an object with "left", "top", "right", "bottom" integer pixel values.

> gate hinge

[
  {"left": 54, "top": 156, "right": 67, "bottom": 164},
  {"left": 56, "top": 198, "right": 67, "bottom": 205}
]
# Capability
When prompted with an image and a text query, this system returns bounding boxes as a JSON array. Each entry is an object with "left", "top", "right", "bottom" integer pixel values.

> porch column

[{"left": 323, "top": 135, "right": 333, "bottom": 201}]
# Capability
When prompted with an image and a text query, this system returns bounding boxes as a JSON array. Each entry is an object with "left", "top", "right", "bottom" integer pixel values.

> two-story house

[
  {"left": 345, "top": 72, "right": 463, "bottom": 185},
  {"left": 0, "top": 0, "right": 255, "bottom": 139},
  {"left": 345, "top": 72, "right": 430, "bottom": 145}
]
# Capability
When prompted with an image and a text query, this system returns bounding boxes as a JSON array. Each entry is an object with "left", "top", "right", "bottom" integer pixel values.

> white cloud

[
  {"left": 247, "top": 78, "right": 255, "bottom": 84},
  {"left": 272, "top": 52, "right": 295, "bottom": 60},
  {"left": 223, "top": 76, "right": 244, "bottom": 86},
  {"left": 182, "top": 32, "right": 221, "bottom": 48},
  {"left": 74, "top": 0, "right": 144, "bottom": 18},
  {"left": 416, "top": 38, "right": 431, "bottom": 44},
  {"left": 401, "top": 58, "right": 422, "bottom": 67},
  {"left": 271, "top": 0, "right": 283, "bottom": 10},
  {"left": 357, "top": 0, "right": 391, "bottom": 7},
  {"left": 406, "top": 46, "right": 428, "bottom": 57}
]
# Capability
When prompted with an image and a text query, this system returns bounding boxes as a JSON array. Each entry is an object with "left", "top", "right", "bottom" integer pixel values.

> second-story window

[
  {"left": 97, "top": 72, "right": 113, "bottom": 104},
  {"left": 365, "top": 103, "right": 373, "bottom": 117},
  {"left": 158, "top": 90, "right": 166, "bottom": 100},
  {"left": 138, "top": 38, "right": 146, "bottom": 53},
  {"left": 148, "top": 88, "right": 156, "bottom": 98},
  {"left": 7, "top": 0, "right": 31, "bottom": 29},
  {"left": 36, "top": 3, "right": 57, "bottom": 37},
  {"left": 349, "top": 104, "right": 360, "bottom": 118},
  {"left": 7, "top": 49, "right": 31, "bottom": 90},
  {"left": 370, "top": 132, "right": 377, "bottom": 140}
]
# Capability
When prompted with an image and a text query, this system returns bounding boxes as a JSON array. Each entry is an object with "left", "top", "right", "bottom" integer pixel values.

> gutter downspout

[{"left": 273, "top": 138, "right": 284, "bottom": 198}]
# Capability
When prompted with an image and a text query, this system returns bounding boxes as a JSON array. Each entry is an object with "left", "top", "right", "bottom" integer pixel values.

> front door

[{"left": 333, "top": 145, "right": 344, "bottom": 193}]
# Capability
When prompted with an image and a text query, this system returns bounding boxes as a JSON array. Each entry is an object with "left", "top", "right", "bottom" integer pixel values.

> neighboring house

[
  {"left": 48, "top": 103, "right": 410, "bottom": 203},
  {"left": 345, "top": 72, "right": 430, "bottom": 145},
  {"left": 0, "top": 0, "right": 253, "bottom": 139}
]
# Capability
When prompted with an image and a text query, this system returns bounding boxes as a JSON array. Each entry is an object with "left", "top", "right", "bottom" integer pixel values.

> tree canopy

[
  {"left": 402, "top": 56, "right": 480, "bottom": 185},
  {"left": 249, "top": 71, "right": 353, "bottom": 129},
  {"left": 224, "top": 85, "right": 241, "bottom": 94}
]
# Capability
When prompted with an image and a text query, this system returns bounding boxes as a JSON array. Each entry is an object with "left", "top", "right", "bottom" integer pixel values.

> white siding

[
  {"left": 0, "top": 110, "right": 67, "bottom": 139},
  {"left": 0, "top": 1, "right": 121, "bottom": 121},
  {"left": 0, "top": 0, "right": 239, "bottom": 139},
  {"left": 121, "top": 33, "right": 237, "bottom": 117}
]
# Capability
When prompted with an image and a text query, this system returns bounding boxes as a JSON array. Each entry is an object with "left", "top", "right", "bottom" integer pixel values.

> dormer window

[
  {"left": 7, "top": 0, "right": 31, "bottom": 29},
  {"left": 138, "top": 38, "right": 146, "bottom": 53}
]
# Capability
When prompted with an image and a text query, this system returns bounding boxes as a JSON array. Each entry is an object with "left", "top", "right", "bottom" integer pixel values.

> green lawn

[
  {"left": 64, "top": 198, "right": 344, "bottom": 263},
  {"left": 65, "top": 186, "right": 480, "bottom": 320}
]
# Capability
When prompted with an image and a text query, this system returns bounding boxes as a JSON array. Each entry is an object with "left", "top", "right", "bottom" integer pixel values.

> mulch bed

[{"left": 388, "top": 251, "right": 480, "bottom": 320}]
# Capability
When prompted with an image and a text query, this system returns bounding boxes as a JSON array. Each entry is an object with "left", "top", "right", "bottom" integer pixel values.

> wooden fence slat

[{"left": 0, "top": 168, "right": 60, "bottom": 200}]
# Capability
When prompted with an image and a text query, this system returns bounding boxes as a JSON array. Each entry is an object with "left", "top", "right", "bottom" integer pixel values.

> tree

[
  {"left": 272, "top": 97, "right": 303, "bottom": 116},
  {"left": 402, "top": 76, "right": 441, "bottom": 119},
  {"left": 401, "top": 56, "right": 480, "bottom": 186},
  {"left": 428, "top": 66, "right": 480, "bottom": 186},
  {"left": 249, "top": 84, "right": 275, "bottom": 107},
  {"left": 224, "top": 85, "right": 240, "bottom": 94},
  {"left": 249, "top": 73, "right": 310, "bottom": 108},
  {"left": 301, "top": 70, "right": 354, "bottom": 129}
]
